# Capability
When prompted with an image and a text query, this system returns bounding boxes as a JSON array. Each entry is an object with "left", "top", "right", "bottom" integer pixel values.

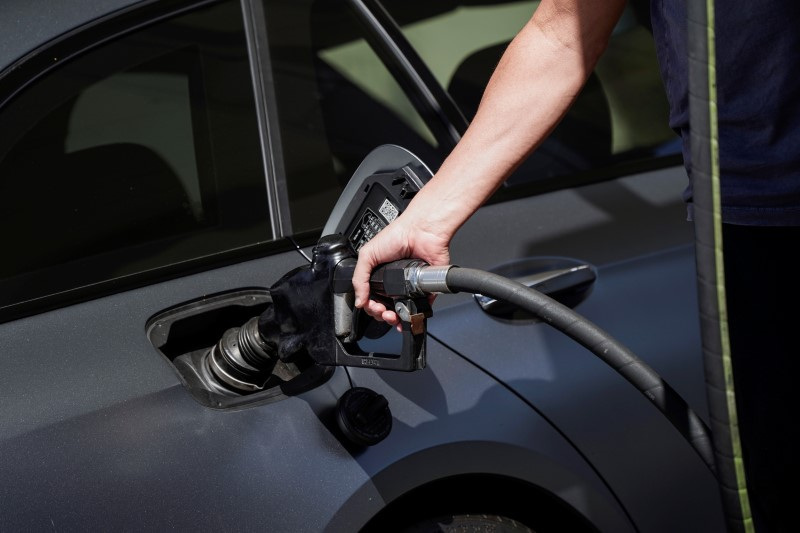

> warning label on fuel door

[{"left": 349, "top": 208, "right": 387, "bottom": 252}]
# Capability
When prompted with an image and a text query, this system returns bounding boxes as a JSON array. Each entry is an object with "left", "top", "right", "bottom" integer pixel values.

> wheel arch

[
  {"left": 360, "top": 472, "right": 599, "bottom": 533},
  {"left": 324, "top": 440, "right": 634, "bottom": 533}
]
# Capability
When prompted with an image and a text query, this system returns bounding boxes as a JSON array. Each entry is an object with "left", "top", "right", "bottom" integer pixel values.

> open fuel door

[{"left": 322, "top": 144, "right": 433, "bottom": 239}]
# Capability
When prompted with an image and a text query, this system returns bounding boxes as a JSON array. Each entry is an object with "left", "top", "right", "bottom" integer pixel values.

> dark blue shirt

[{"left": 650, "top": 0, "right": 800, "bottom": 225}]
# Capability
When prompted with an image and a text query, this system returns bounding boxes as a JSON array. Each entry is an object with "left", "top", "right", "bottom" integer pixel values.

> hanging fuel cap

[{"left": 336, "top": 387, "right": 392, "bottom": 446}]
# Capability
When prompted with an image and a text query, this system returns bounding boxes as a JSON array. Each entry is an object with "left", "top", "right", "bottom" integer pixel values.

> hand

[{"left": 353, "top": 212, "right": 451, "bottom": 326}]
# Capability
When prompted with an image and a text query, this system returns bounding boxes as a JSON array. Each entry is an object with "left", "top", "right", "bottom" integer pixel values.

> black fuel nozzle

[
  {"left": 263, "top": 235, "right": 443, "bottom": 372},
  {"left": 326, "top": 246, "right": 440, "bottom": 371},
  {"left": 202, "top": 236, "right": 446, "bottom": 393}
]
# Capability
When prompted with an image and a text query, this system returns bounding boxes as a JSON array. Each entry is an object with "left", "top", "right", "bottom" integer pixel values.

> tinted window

[
  {"left": 263, "top": 0, "right": 449, "bottom": 233},
  {"left": 0, "top": 0, "right": 270, "bottom": 318},
  {"left": 382, "top": 0, "right": 680, "bottom": 187}
]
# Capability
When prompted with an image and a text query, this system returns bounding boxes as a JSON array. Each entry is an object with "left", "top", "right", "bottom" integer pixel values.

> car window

[
  {"left": 381, "top": 0, "right": 680, "bottom": 188},
  {"left": 0, "top": 0, "right": 270, "bottom": 320},
  {"left": 262, "top": 0, "right": 451, "bottom": 234}
]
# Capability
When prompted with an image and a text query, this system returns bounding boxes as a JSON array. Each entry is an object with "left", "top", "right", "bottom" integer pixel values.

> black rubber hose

[
  {"left": 445, "top": 266, "right": 716, "bottom": 475},
  {"left": 688, "top": 2, "right": 753, "bottom": 531}
]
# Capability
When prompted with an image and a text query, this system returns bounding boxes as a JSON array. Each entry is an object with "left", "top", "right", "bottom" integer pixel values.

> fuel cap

[{"left": 336, "top": 387, "right": 392, "bottom": 446}]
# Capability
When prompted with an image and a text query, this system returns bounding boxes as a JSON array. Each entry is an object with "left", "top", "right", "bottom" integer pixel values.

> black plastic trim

[
  {"left": 348, "top": 0, "right": 468, "bottom": 149},
  {"left": 241, "top": 0, "right": 293, "bottom": 238}
]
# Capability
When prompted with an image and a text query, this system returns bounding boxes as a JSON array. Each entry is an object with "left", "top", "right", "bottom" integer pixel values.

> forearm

[{"left": 404, "top": 0, "right": 625, "bottom": 241}]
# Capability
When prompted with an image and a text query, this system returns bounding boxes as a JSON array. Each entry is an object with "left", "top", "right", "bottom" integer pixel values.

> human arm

[{"left": 353, "top": 0, "right": 626, "bottom": 324}]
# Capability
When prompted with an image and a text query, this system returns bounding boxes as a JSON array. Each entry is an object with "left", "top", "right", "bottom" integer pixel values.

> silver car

[{"left": 0, "top": 0, "right": 722, "bottom": 531}]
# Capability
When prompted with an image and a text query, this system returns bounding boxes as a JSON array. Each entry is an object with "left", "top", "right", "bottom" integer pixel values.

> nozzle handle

[
  {"left": 330, "top": 258, "right": 430, "bottom": 371},
  {"left": 333, "top": 296, "right": 430, "bottom": 371}
]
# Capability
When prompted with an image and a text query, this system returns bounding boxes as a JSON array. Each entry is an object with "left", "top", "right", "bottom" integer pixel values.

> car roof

[{"left": 0, "top": 0, "right": 141, "bottom": 74}]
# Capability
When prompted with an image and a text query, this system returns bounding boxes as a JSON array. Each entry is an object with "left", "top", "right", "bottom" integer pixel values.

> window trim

[
  {"left": 241, "top": 0, "right": 293, "bottom": 238},
  {"left": 348, "top": 0, "right": 469, "bottom": 149}
]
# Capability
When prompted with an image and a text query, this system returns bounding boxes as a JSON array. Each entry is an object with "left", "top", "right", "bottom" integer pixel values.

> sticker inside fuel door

[
  {"left": 349, "top": 199, "right": 399, "bottom": 252},
  {"left": 378, "top": 198, "right": 399, "bottom": 222}
]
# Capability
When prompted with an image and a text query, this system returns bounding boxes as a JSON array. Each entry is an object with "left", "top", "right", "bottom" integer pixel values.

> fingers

[
  {"left": 353, "top": 221, "right": 408, "bottom": 323},
  {"left": 352, "top": 243, "right": 376, "bottom": 310},
  {"left": 361, "top": 297, "right": 400, "bottom": 326},
  {"left": 382, "top": 309, "right": 401, "bottom": 327},
  {"left": 352, "top": 210, "right": 452, "bottom": 324},
  {"left": 353, "top": 239, "right": 396, "bottom": 323}
]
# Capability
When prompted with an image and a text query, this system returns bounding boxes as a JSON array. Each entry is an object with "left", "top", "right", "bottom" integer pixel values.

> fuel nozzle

[
  {"left": 261, "top": 234, "right": 446, "bottom": 372},
  {"left": 328, "top": 254, "right": 441, "bottom": 371},
  {"left": 201, "top": 235, "right": 443, "bottom": 394}
]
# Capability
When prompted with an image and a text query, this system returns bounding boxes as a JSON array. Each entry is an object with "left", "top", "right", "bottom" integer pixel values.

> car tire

[{"left": 401, "top": 514, "right": 534, "bottom": 532}]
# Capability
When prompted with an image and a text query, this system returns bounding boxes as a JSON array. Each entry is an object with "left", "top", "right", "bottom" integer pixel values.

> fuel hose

[
  {"left": 426, "top": 266, "right": 717, "bottom": 474},
  {"left": 688, "top": 1, "right": 754, "bottom": 531}
]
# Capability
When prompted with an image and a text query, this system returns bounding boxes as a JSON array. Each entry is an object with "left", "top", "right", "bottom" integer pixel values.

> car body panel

[
  {"left": 431, "top": 247, "right": 723, "bottom": 532},
  {"left": 0, "top": 0, "right": 148, "bottom": 71},
  {"left": 0, "top": 251, "right": 631, "bottom": 531}
]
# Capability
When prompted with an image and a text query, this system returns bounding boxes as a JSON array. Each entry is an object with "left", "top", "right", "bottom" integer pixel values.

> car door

[
  {"left": 374, "top": 1, "right": 725, "bottom": 531},
  {"left": 0, "top": 1, "right": 641, "bottom": 531}
]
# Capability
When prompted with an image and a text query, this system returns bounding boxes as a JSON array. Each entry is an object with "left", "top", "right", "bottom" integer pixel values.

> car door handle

[{"left": 474, "top": 262, "right": 596, "bottom": 316}]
